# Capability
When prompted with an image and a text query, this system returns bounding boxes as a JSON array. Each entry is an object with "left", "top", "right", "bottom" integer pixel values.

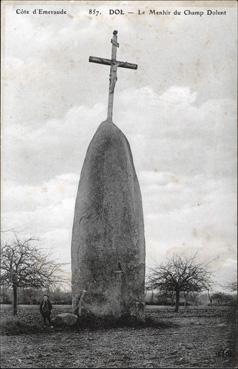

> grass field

[{"left": 0, "top": 304, "right": 237, "bottom": 368}]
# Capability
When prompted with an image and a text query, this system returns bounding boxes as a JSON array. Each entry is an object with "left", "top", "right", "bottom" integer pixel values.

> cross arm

[
  {"left": 89, "top": 56, "right": 138, "bottom": 70},
  {"left": 89, "top": 56, "right": 112, "bottom": 66},
  {"left": 117, "top": 61, "right": 137, "bottom": 70}
]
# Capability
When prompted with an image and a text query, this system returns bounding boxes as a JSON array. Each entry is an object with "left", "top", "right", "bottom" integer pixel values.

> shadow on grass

[
  {"left": 76, "top": 314, "right": 179, "bottom": 331},
  {"left": 0, "top": 315, "right": 179, "bottom": 335}
]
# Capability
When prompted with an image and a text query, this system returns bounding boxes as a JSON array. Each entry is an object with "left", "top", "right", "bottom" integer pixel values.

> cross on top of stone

[{"left": 89, "top": 30, "right": 138, "bottom": 122}]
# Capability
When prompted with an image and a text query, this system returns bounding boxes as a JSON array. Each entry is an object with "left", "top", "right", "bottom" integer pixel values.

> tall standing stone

[{"left": 71, "top": 120, "right": 145, "bottom": 319}]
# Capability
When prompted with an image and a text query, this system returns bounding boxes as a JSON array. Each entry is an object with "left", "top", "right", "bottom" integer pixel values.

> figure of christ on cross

[{"left": 89, "top": 30, "right": 138, "bottom": 122}]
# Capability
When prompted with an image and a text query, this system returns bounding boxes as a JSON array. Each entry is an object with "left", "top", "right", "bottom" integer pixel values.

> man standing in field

[{"left": 40, "top": 295, "right": 53, "bottom": 328}]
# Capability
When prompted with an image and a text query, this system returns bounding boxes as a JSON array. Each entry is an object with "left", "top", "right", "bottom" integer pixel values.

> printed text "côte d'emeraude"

[{"left": 16, "top": 9, "right": 67, "bottom": 15}]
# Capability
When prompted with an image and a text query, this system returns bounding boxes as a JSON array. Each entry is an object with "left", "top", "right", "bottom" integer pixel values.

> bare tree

[
  {"left": 0, "top": 236, "right": 65, "bottom": 315},
  {"left": 147, "top": 255, "right": 212, "bottom": 312}
]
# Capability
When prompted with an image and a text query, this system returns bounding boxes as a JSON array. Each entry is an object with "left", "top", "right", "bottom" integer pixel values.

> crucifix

[{"left": 89, "top": 30, "right": 138, "bottom": 122}]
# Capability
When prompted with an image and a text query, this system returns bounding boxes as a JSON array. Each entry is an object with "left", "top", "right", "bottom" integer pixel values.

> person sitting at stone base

[{"left": 73, "top": 290, "right": 87, "bottom": 317}]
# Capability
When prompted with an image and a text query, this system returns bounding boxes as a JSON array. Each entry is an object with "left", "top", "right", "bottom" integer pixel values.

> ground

[{"left": 0, "top": 304, "right": 237, "bottom": 368}]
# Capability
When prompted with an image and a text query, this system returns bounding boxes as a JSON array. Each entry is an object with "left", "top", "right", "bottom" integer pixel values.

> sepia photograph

[{"left": 1, "top": 0, "right": 237, "bottom": 368}]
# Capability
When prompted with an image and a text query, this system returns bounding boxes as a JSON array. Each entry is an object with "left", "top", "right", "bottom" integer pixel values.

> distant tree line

[
  {"left": 209, "top": 292, "right": 236, "bottom": 306},
  {"left": 0, "top": 286, "right": 72, "bottom": 305},
  {"left": 145, "top": 289, "right": 236, "bottom": 307}
]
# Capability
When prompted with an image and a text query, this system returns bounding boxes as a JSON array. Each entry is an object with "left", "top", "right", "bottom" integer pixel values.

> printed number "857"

[{"left": 89, "top": 9, "right": 100, "bottom": 16}]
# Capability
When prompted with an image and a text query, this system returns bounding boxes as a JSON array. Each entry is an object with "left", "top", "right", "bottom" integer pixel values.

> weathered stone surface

[
  {"left": 52, "top": 313, "right": 78, "bottom": 326},
  {"left": 71, "top": 120, "right": 145, "bottom": 319}
]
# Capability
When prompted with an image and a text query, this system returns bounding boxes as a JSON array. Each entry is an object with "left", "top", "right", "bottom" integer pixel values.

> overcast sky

[{"left": 2, "top": 1, "right": 237, "bottom": 290}]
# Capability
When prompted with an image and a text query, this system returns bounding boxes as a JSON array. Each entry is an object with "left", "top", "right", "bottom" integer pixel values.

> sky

[{"left": 1, "top": 1, "right": 237, "bottom": 291}]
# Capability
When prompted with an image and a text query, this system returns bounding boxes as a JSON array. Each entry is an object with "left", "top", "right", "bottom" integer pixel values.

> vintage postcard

[{"left": 1, "top": 1, "right": 237, "bottom": 368}]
